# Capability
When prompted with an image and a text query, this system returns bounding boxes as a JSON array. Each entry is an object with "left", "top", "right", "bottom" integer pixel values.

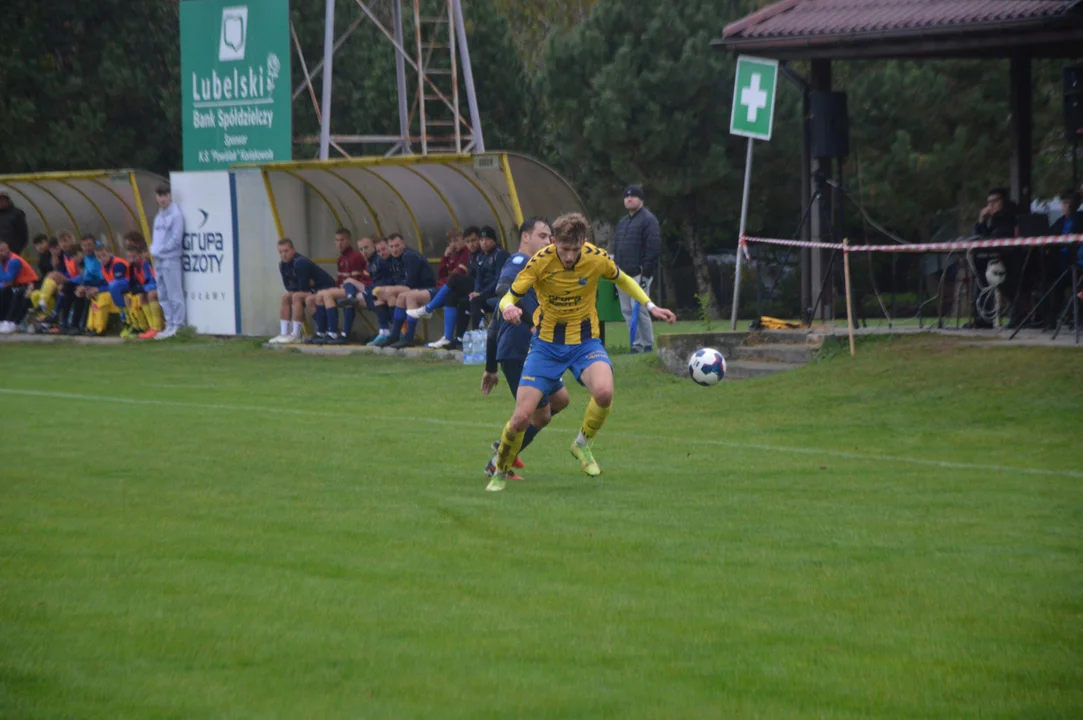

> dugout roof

[
  {"left": 0, "top": 170, "right": 163, "bottom": 254},
  {"left": 239, "top": 152, "right": 585, "bottom": 260},
  {"left": 715, "top": 0, "right": 1083, "bottom": 60}
]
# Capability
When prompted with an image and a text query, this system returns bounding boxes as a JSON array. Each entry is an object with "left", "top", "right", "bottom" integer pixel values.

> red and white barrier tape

[{"left": 741, "top": 233, "right": 1083, "bottom": 255}]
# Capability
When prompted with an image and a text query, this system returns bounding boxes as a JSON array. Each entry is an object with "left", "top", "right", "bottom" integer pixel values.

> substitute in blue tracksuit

[{"left": 481, "top": 218, "right": 570, "bottom": 478}]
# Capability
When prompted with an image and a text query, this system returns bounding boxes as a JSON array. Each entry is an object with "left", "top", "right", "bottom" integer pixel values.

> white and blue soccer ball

[{"left": 688, "top": 347, "right": 726, "bottom": 386}]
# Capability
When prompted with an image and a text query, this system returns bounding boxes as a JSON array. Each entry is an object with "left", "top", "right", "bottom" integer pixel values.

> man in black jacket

[
  {"left": 0, "top": 192, "right": 29, "bottom": 255},
  {"left": 468, "top": 226, "right": 508, "bottom": 330},
  {"left": 974, "top": 188, "right": 1017, "bottom": 239},
  {"left": 613, "top": 184, "right": 661, "bottom": 353}
]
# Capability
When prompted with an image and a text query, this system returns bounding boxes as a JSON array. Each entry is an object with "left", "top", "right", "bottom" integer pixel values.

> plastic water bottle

[
  {"left": 463, "top": 330, "right": 475, "bottom": 364},
  {"left": 472, "top": 330, "right": 483, "bottom": 365},
  {"left": 465, "top": 329, "right": 483, "bottom": 365}
]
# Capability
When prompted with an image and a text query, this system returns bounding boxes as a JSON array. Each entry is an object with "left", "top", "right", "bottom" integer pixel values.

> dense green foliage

[{"left": 0, "top": 0, "right": 182, "bottom": 173}]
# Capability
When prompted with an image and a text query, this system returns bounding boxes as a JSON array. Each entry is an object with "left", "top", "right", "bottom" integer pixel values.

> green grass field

[{"left": 2, "top": 335, "right": 1081, "bottom": 718}]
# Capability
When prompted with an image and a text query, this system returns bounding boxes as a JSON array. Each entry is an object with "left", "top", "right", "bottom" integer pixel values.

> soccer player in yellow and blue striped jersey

[{"left": 486, "top": 213, "right": 676, "bottom": 492}]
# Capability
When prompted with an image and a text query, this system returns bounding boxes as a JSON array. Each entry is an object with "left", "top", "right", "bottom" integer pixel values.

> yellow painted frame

[
  {"left": 261, "top": 170, "right": 285, "bottom": 238},
  {"left": 499, "top": 153, "right": 525, "bottom": 228},
  {"left": 126, "top": 173, "right": 152, "bottom": 240}
]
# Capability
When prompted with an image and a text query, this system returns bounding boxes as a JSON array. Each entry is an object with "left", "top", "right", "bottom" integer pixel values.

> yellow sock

[
  {"left": 148, "top": 301, "right": 164, "bottom": 330},
  {"left": 128, "top": 301, "right": 147, "bottom": 330},
  {"left": 41, "top": 277, "right": 58, "bottom": 304},
  {"left": 579, "top": 398, "right": 611, "bottom": 442},
  {"left": 496, "top": 421, "right": 526, "bottom": 473}
]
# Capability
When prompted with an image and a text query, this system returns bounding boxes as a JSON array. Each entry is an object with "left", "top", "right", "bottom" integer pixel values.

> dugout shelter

[
  {"left": 0, "top": 170, "right": 164, "bottom": 253},
  {"left": 229, "top": 152, "right": 586, "bottom": 336}
]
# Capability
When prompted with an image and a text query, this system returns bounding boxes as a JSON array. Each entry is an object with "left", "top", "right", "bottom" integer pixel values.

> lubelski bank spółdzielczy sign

[{"left": 181, "top": 0, "right": 291, "bottom": 170}]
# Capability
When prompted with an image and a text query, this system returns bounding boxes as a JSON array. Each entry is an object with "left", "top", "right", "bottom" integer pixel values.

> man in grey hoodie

[{"left": 150, "top": 184, "right": 185, "bottom": 339}]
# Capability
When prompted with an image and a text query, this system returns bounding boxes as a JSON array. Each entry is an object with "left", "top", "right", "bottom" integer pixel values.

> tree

[
  {"left": 0, "top": 0, "right": 181, "bottom": 174},
  {"left": 540, "top": 0, "right": 767, "bottom": 315},
  {"left": 492, "top": 0, "right": 598, "bottom": 72},
  {"left": 289, "top": 0, "right": 535, "bottom": 158}
]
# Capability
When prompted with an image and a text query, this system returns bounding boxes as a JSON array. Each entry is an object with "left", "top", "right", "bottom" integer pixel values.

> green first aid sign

[
  {"left": 181, "top": 0, "right": 292, "bottom": 170},
  {"left": 729, "top": 55, "right": 779, "bottom": 141}
]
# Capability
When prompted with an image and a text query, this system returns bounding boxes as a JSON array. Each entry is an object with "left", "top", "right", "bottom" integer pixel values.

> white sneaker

[
  {"left": 426, "top": 336, "right": 452, "bottom": 349},
  {"left": 155, "top": 326, "right": 178, "bottom": 340},
  {"left": 268, "top": 334, "right": 290, "bottom": 344},
  {"left": 407, "top": 306, "right": 432, "bottom": 320},
  {"left": 0, "top": 322, "right": 11, "bottom": 334},
  {"left": 281, "top": 333, "right": 302, "bottom": 344}
]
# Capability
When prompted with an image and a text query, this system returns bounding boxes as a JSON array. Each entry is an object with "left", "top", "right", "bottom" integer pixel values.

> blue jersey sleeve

[{"left": 0, "top": 257, "right": 22, "bottom": 284}]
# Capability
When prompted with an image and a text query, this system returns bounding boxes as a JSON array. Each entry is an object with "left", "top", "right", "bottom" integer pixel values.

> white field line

[{"left": 0, "top": 387, "right": 1079, "bottom": 480}]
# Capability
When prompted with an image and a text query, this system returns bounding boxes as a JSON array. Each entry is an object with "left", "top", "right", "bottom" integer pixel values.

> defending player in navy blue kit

[{"left": 481, "top": 218, "right": 570, "bottom": 479}]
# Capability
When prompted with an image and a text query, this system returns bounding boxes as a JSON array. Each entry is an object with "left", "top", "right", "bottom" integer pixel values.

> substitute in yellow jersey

[{"left": 485, "top": 213, "right": 676, "bottom": 492}]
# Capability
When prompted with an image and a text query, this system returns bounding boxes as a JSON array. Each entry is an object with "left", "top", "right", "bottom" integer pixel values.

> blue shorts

[
  {"left": 501, "top": 358, "right": 555, "bottom": 407},
  {"left": 520, "top": 338, "right": 611, "bottom": 396}
]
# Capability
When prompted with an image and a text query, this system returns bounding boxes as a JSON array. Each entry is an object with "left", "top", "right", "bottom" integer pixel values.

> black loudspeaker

[
  {"left": 1064, "top": 63, "right": 1083, "bottom": 141},
  {"left": 811, "top": 90, "right": 849, "bottom": 159}
]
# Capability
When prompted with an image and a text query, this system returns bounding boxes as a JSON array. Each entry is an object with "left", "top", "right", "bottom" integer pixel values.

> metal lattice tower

[{"left": 291, "top": 0, "right": 484, "bottom": 158}]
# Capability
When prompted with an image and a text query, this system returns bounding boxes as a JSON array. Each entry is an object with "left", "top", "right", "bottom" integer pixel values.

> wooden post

[{"left": 842, "top": 238, "right": 855, "bottom": 357}]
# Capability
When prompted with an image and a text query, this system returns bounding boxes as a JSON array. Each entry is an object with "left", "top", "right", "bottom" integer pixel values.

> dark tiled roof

[{"left": 724, "top": 0, "right": 1077, "bottom": 41}]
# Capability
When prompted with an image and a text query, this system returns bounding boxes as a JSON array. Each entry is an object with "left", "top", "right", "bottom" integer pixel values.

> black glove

[
  {"left": 640, "top": 267, "right": 654, "bottom": 280},
  {"left": 626, "top": 266, "right": 642, "bottom": 277}
]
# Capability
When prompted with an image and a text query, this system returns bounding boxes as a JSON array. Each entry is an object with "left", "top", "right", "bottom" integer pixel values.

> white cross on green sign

[{"left": 730, "top": 55, "right": 779, "bottom": 141}]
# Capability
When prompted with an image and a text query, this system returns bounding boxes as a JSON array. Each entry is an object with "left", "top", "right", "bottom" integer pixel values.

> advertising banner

[
  {"left": 169, "top": 171, "right": 241, "bottom": 334},
  {"left": 181, "top": 0, "right": 291, "bottom": 170}
]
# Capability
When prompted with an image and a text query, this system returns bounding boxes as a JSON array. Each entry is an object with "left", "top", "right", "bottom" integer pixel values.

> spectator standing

[
  {"left": 0, "top": 192, "right": 29, "bottom": 255},
  {"left": 613, "top": 184, "right": 661, "bottom": 354},
  {"left": 150, "top": 184, "right": 185, "bottom": 339}
]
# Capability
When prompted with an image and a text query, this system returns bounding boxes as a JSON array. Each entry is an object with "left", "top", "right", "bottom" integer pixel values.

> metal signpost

[{"left": 729, "top": 55, "right": 779, "bottom": 330}]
